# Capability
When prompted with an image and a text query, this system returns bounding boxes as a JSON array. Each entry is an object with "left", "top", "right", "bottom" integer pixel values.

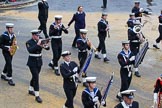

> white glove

[
  {"left": 101, "top": 101, "right": 106, "bottom": 106},
  {"left": 129, "top": 56, "right": 135, "bottom": 61},
  {"left": 148, "top": 12, "right": 152, "bottom": 15},
  {"left": 73, "top": 67, "right": 78, "bottom": 73},
  {"left": 139, "top": 8, "right": 144, "bottom": 12},
  {"left": 93, "top": 96, "right": 98, "bottom": 102},
  {"left": 154, "top": 93, "right": 158, "bottom": 104}
]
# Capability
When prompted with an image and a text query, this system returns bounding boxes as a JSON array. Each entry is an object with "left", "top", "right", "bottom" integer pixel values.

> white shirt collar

[{"left": 64, "top": 61, "right": 70, "bottom": 65}]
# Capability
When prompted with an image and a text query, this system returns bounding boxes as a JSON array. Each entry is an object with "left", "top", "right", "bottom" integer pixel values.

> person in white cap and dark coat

[
  {"left": 48, "top": 15, "right": 68, "bottom": 76},
  {"left": 60, "top": 51, "right": 79, "bottom": 108},
  {"left": 76, "top": 29, "right": 91, "bottom": 87},
  {"left": 26, "top": 29, "right": 49, "bottom": 103},
  {"left": 0, "top": 23, "right": 16, "bottom": 86},
  {"left": 38, "top": 0, "right": 49, "bottom": 38},
  {"left": 95, "top": 13, "right": 110, "bottom": 62},
  {"left": 82, "top": 77, "right": 106, "bottom": 108},
  {"left": 116, "top": 41, "right": 135, "bottom": 102},
  {"left": 132, "top": 1, "right": 151, "bottom": 22},
  {"left": 114, "top": 90, "right": 139, "bottom": 108}
]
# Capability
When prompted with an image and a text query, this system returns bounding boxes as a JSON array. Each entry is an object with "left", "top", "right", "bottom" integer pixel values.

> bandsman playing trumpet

[
  {"left": 95, "top": 13, "right": 110, "bottom": 62},
  {"left": 48, "top": 15, "right": 68, "bottom": 76},
  {"left": 26, "top": 29, "right": 50, "bottom": 103},
  {"left": 76, "top": 29, "right": 92, "bottom": 87},
  {"left": 0, "top": 23, "right": 17, "bottom": 86}
]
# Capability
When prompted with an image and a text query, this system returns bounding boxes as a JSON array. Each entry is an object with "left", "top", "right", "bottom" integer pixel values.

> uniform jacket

[
  {"left": 82, "top": 87, "right": 106, "bottom": 108},
  {"left": 38, "top": 1, "right": 49, "bottom": 20},
  {"left": 60, "top": 61, "right": 79, "bottom": 89},
  {"left": 68, "top": 12, "right": 86, "bottom": 30},
  {"left": 114, "top": 101, "right": 139, "bottom": 108},
  {"left": 98, "top": 19, "right": 108, "bottom": 37},
  {"left": 49, "top": 22, "right": 68, "bottom": 37},
  {"left": 0, "top": 31, "right": 15, "bottom": 53},
  {"left": 159, "top": 14, "right": 162, "bottom": 23},
  {"left": 77, "top": 37, "right": 90, "bottom": 52},
  {"left": 26, "top": 38, "right": 49, "bottom": 67},
  {"left": 154, "top": 77, "right": 162, "bottom": 93},
  {"left": 128, "top": 28, "right": 139, "bottom": 41},
  {"left": 132, "top": 7, "right": 148, "bottom": 17}
]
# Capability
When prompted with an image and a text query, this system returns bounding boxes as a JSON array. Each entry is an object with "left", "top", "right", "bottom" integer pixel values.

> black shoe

[
  {"left": 28, "top": 91, "right": 35, "bottom": 96},
  {"left": 95, "top": 54, "right": 101, "bottom": 59},
  {"left": 35, "top": 96, "right": 43, "bottom": 103},
  {"left": 8, "top": 80, "right": 15, "bottom": 86},
  {"left": 153, "top": 44, "right": 160, "bottom": 49},
  {"left": 83, "top": 82, "right": 88, "bottom": 87},
  {"left": 55, "top": 69, "right": 60, "bottom": 76},
  {"left": 116, "top": 95, "right": 123, "bottom": 102},
  {"left": 1, "top": 74, "right": 8, "bottom": 81},
  {"left": 134, "top": 71, "right": 141, "bottom": 77},
  {"left": 104, "top": 57, "right": 110, "bottom": 62},
  {"left": 101, "top": 6, "right": 106, "bottom": 8},
  {"left": 48, "top": 63, "right": 54, "bottom": 69}
]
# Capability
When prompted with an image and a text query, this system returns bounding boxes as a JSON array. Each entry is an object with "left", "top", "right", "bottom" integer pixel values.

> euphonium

[
  {"left": 10, "top": 35, "right": 18, "bottom": 56},
  {"left": 133, "top": 25, "right": 145, "bottom": 43}
]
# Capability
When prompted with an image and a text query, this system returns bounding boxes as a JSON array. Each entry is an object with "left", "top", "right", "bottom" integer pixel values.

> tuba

[
  {"left": 10, "top": 35, "right": 18, "bottom": 56},
  {"left": 133, "top": 25, "right": 145, "bottom": 43}
]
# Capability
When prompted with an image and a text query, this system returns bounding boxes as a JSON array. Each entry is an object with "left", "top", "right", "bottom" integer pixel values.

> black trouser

[
  {"left": 64, "top": 87, "right": 77, "bottom": 108},
  {"left": 103, "top": 0, "right": 107, "bottom": 8},
  {"left": 130, "top": 42, "right": 140, "bottom": 56},
  {"left": 97, "top": 36, "right": 107, "bottom": 54},
  {"left": 51, "top": 38, "right": 62, "bottom": 68},
  {"left": 38, "top": 17, "right": 48, "bottom": 38},
  {"left": 120, "top": 68, "right": 132, "bottom": 92},
  {"left": 72, "top": 29, "right": 80, "bottom": 47},
  {"left": 156, "top": 25, "right": 162, "bottom": 43},
  {"left": 2, "top": 51, "right": 13, "bottom": 78},
  {"left": 29, "top": 66, "right": 41, "bottom": 91},
  {"left": 78, "top": 52, "right": 87, "bottom": 69}
]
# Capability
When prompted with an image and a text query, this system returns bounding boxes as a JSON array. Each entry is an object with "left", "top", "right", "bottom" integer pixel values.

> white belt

[
  {"left": 4, "top": 46, "right": 11, "bottom": 48},
  {"left": 29, "top": 54, "right": 42, "bottom": 57},
  {"left": 123, "top": 65, "right": 131, "bottom": 68},
  {"left": 51, "top": 36, "right": 62, "bottom": 39},
  {"left": 159, "top": 23, "right": 162, "bottom": 26},
  {"left": 131, "top": 40, "right": 140, "bottom": 43},
  {"left": 78, "top": 50, "right": 87, "bottom": 52}
]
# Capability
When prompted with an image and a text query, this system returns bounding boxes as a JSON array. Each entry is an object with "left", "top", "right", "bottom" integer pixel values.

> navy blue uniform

[
  {"left": 155, "top": 14, "right": 162, "bottom": 43},
  {"left": 127, "top": 18, "right": 135, "bottom": 28},
  {"left": 117, "top": 50, "right": 134, "bottom": 92},
  {"left": 82, "top": 87, "right": 106, "bottom": 108},
  {"left": 114, "top": 101, "right": 139, "bottom": 108},
  {"left": 49, "top": 22, "right": 68, "bottom": 69},
  {"left": 38, "top": 1, "right": 49, "bottom": 38},
  {"left": 77, "top": 37, "right": 90, "bottom": 69},
  {"left": 97, "top": 19, "right": 108, "bottom": 54},
  {"left": 26, "top": 38, "right": 49, "bottom": 91},
  {"left": 60, "top": 61, "right": 79, "bottom": 108},
  {"left": 0, "top": 31, "right": 15, "bottom": 79},
  {"left": 68, "top": 12, "right": 86, "bottom": 47}
]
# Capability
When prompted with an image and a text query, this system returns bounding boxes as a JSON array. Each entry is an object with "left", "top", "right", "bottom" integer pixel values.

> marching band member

[
  {"left": 26, "top": 29, "right": 49, "bottom": 103},
  {"left": 95, "top": 13, "right": 110, "bottom": 62},
  {"left": 77, "top": 29, "right": 91, "bottom": 87},
  {"left": 153, "top": 10, "right": 162, "bottom": 49},
  {"left": 127, "top": 12, "right": 142, "bottom": 77},
  {"left": 0, "top": 23, "right": 17, "bottom": 86},
  {"left": 132, "top": 1, "right": 151, "bottom": 22},
  {"left": 60, "top": 51, "right": 79, "bottom": 108},
  {"left": 153, "top": 74, "right": 162, "bottom": 108},
  {"left": 38, "top": 0, "right": 49, "bottom": 38},
  {"left": 48, "top": 15, "right": 68, "bottom": 76},
  {"left": 116, "top": 41, "right": 135, "bottom": 102},
  {"left": 68, "top": 6, "right": 86, "bottom": 48},
  {"left": 82, "top": 77, "right": 106, "bottom": 108},
  {"left": 115, "top": 90, "right": 139, "bottom": 108}
]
